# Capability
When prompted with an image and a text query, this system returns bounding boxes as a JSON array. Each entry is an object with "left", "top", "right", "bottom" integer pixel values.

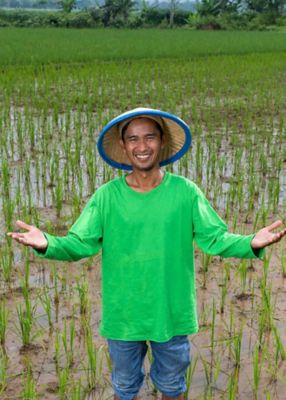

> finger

[
  {"left": 277, "top": 229, "right": 286, "bottom": 239},
  {"left": 269, "top": 230, "right": 286, "bottom": 244},
  {"left": 16, "top": 220, "right": 33, "bottom": 231},
  {"left": 8, "top": 234, "right": 26, "bottom": 245},
  {"left": 7, "top": 232, "right": 26, "bottom": 238},
  {"left": 267, "top": 220, "right": 283, "bottom": 232},
  {"left": 7, "top": 233, "right": 24, "bottom": 240}
]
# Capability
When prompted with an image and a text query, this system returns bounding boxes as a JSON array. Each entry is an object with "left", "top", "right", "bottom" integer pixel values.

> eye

[
  {"left": 127, "top": 137, "right": 137, "bottom": 142},
  {"left": 146, "top": 134, "right": 156, "bottom": 140}
]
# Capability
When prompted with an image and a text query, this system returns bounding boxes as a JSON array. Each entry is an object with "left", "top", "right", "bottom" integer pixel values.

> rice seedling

[
  {"left": 69, "top": 379, "right": 82, "bottom": 400},
  {"left": 199, "top": 302, "right": 211, "bottom": 329},
  {"left": 16, "top": 282, "right": 39, "bottom": 347},
  {"left": 185, "top": 355, "right": 197, "bottom": 399},
  {"left": 24, "top": 249, "right": 30, "bottom": 289},
  {"left": 58, "top": 366, "right": 69, "bottom": 400},
  {"left": 55, "top": 179, "right": 64, "bottom": 218},
  {"left": 259, "top": 279, "right": 275, "bottom": 333},
  {"left": 237, "top": 259, "right": 248, "bottom": 297},
  {"left": 1, "top": 158, "right": 14, "bottom": 230},
  {"left": 54, "top": 329, "right": 61, "bottom": 374},
  {"left": 22, "top": 364, "right": 38, "bottom": 400},
  {"left": 62, "top": 317, "right": 75, "bottom": 368},
  {"left": 39, "top": 286, "right": 53, "bottom": 330},
  {"left": 201, "top": 356, "right": 212, "bottom": 396},
  {"left": 265, "top": 391, "right": 271, "bottom": 400},
  {"left": 0, "top": 245, "right": 13, "bottom": 284},
  {"left": 257, "top": 308, "right": 267, "bottom": 351},
  {"left": 76, "top": 275, "right": 89, "bottom": 315},
  {"left": 232, "top": 323, "right": 244, "bottom": 370},
  {"left": 219, "top": 262, "right": 230, "bottom": 314},
  {"left": 272, "top": 322, "right": 286, "bottom": 363},
  {"left": 279, "top": 243, "right": 286, "bottom": 278},
  {"left": 227, "top": 367, "right": 239, "bottom": 400},
  {"left": 84, "top": 324, "right": 97, "bottom": 391},
  {"left": 0, "top": 348, "right": 7, "bottom": 395},
  {"left": 52, "top": 264, "right": 60, "bottom": 306},
  {"left": 252, "top": 343, "right": 261, "bottom": 399},
  {"left": 262, "top": 251, "right": 272, "bottom": 286},
  {"left": 0, "top": 302, "right": 8, "bottom": 346},
  {"left": 60, "top": 264, "right": 68, "bottom": 293},
  {"left": 17, "top": 303, "right": 35, "bottom": 347},
  {"left": 201, "top": 253, "right": 212, "bottom": 290},
  {"left": 213, "top": 353, "right": 221, "bottom": 388},
  {"left": 71, "top": 193, "right": 82, "bottom": 222},
  {"left": 219, "top": 280, "right": 228, "bottom": 315},
  {"left": 210, "top": 300, "right": 216, "bottom": 358}
]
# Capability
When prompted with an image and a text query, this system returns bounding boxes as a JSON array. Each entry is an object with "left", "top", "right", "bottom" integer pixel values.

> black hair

[{"left": 121, "top": 119, "right": 164, "bottom": 142}]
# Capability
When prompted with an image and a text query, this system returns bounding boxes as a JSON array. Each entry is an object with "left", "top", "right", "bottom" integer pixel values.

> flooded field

[{"left": 0, "top": 33, "right": 286, "bottom": 399}]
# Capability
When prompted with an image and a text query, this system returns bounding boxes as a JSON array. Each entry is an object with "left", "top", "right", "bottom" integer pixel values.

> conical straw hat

[{"left": 97, "top": 107, "right": 192, "bottom": 171}]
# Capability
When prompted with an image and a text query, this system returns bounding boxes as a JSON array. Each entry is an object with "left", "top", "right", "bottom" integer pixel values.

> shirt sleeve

[
  {"left": 33, "top": 193, "right": 102, "bottom": 261},
  {"left": 192, "top": 185, "right": 265, "bottom": 260}
]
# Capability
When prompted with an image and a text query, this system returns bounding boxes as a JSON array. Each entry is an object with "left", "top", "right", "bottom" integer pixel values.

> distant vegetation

[{"left": 0, "top": 0, "right": 285, "bottom": 29}]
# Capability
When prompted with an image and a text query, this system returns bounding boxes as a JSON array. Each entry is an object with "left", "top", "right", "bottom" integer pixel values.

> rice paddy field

[{"left": 0, "top": 28, "right": 286, "bottom": 399}]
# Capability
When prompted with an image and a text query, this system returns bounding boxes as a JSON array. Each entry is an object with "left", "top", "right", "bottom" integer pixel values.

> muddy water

[
  {"left": 0, "top": 107, "right": 285, "bottom": 399},
  {"left": 1, "top": 225, "right": 285, "bottom": 399}
]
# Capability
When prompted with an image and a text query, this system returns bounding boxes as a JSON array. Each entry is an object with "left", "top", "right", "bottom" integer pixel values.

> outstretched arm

[
  {"left": 191, "top": 184, "right": 284, "bottom": 259},
  {"left": 7, "top": 193, "right": 103, "bottom": 261}
]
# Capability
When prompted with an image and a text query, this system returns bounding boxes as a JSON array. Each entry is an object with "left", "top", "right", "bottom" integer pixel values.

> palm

[
  {"left": 251, "top": 220, "right": 286, "bottom": 249},
  {"left": 7, "top": 220, "right": 48, "bottom": 250}
]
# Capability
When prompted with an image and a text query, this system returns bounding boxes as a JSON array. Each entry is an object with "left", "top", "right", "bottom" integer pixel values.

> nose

[{"left": 136, "top": 138, "right": 149, "bottom": 152}]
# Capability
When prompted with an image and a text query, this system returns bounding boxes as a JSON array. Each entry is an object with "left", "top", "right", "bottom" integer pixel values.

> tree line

[{"left": 0, "top": 0, "right": 285, "bottom": 29}]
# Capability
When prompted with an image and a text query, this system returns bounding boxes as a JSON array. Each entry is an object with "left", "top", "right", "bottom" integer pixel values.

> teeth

[{"left": 136, "top": 155, "right": 150, "bottom": 159}]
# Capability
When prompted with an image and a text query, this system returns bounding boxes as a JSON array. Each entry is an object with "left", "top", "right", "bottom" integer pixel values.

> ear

[
  {"left": 160, "top": 134, "right": 167, "bottom": 149},
  {"left": 119, "top": 139, "right": 126, "bottom": 152}
]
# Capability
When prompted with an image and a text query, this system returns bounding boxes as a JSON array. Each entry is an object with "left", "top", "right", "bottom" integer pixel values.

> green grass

[{"left": 0, "top": 28, "right": 286, "bottom": 65}]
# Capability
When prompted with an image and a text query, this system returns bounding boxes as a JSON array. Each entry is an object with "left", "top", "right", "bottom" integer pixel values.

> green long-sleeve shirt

[{"left": 34, "top": 172, "right": 264, "bottom": 342}]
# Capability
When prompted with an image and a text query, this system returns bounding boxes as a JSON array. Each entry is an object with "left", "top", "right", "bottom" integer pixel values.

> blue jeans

[{"left": 107, "top": 335, "right": 191, "bottom": 400}]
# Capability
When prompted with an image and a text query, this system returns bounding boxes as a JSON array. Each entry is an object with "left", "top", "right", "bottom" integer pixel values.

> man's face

[{"left": 120, "top": 118, "right": 165, "bottom": 172}]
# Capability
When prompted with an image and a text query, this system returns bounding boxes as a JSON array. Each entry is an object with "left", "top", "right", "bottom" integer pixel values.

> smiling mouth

[{"left": 135, "top": 154, "right": 152, "bottom": 160}]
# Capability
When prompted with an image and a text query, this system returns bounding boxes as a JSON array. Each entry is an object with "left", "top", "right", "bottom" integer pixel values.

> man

[{"left": 8, "top": 108, "right": 286, "bottom": 400}]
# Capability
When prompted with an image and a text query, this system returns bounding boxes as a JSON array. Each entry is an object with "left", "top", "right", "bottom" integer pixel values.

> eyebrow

[
  {"left": 125, "top": 132, "right": 158, "bottom": 138},
  {"left": 125, "top": 134, "right": 137, "bottom": 140}
]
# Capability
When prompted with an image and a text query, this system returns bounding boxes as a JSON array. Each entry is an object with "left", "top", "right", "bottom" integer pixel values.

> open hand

[
  {"left": 7, "top": 220, "right": 48, "bottom": 250},
  {"left": 251, "top": 220, "right": 286, "bottom": 249}
]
